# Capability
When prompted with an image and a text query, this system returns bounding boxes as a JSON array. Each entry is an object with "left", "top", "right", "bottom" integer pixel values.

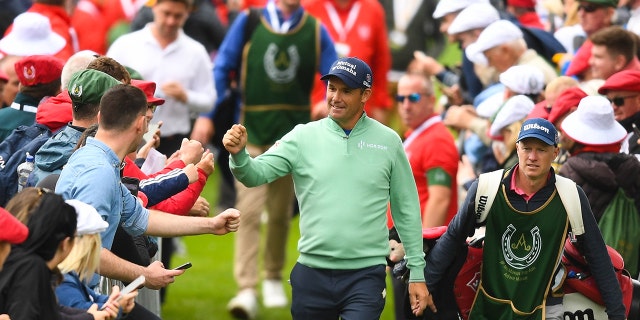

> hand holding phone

[
  {"left": 173, "top": 262, "right": 192, "bottom": 270},
  {"left": 118, "top": 275, "right": 145, "bottom": 301},
  {"left": 100, "top": 275, "right": 145, "bottom": 310}
]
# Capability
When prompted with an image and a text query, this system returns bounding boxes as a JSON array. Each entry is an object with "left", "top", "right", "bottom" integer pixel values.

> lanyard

[
  {"left": 403, "top": 116, "right": 441, "bottom": 151},
  {"left": 267, "top": 0, "right": 293, "bottom": 33},
  {"left": 324, "top": 1, "right": 361, "bottom": 43}
]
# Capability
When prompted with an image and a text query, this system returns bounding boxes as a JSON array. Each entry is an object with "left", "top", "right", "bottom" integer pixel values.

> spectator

[
  {"left": 0, "top": 12, "right": 66, "bottom": 58},
  {"left": 392, "top": 71, "right": 459, "bottom": 319},
  {"left": 466, "top": 19, "right": 558, "bottom": 84},
  {"left": 3, "top": 0, "right": 79, "bottom": 61},
  {"left": 223, "top": 56, "right": 435, "bottom": 320},
  {"left": 191, "top": 0, "right": 337, "bottom": 317},
  {"left": 34, "top": 50, "right": 99, "bottom": 133},
  {"left": 558, "top": 0, "right": 617, "bottom": 78},
  {"left": 0, "top": 55, "right": 64, "bottom": 142},
  {"left": 57, "top": 199, "right": 154, "bottom": 318},
  {"left": 417, "top": 0, "right": 491, "bottom": 105},
  {"left": 589, "top": 25, "right": 640, "bottom": 80},
  {"left": 30, "top": 68, "right": 120, "bottom": 186},
  {"left": 107, "top": 0, "right": 216, "bottom": 158},
  {"left": 559, "top": 95, "right": 640, "bottom": 277},
  {"left": 115, "top": 0, "right": 218, "bottom": 279},
  {"left": 55, "top": 84, "right": 240, "bottom": 293},
  {"left": 0, "top": 190, "right": 118, "bottom": 320},
  {"left": 130, "top": 0, "right": 227, "bottom": 56},
  {"left": 424, "top": 118, "right": 626, "bottom": 320},
  {"left": 527, "top": 76, "right": 580, "bottom": 120},
  {"left": 597, "top": 69, "right": 640, "bottom": 154}
]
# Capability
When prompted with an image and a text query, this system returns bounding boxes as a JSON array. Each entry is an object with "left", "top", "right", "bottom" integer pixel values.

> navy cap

[
  {"left": 320, "top": 57, "right": 372, "bottom": 89},
  {"left": 517, "top": 118, "right": 559, "bottom": 146}
]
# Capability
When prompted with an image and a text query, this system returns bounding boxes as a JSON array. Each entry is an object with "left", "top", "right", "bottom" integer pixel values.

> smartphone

[
  {"left": 119, "top": 275, "right": 145, "bottom": 300},
  {"left": 173, "top": 262, "right": 192, "bottom": 270},
  {"left": 101, "top": 275, "right": 145, "bottom": 309},
  {"left": 143, "top": 122, "right": 161, "bottom": 144}
]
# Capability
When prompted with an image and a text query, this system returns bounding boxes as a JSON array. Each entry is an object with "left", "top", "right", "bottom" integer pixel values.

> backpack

[
  {"left": 0, "top": 123, "right": 54, "bottom": 206},
  {"left": 597, "top": 187, "right": 640, "bottom": 277},
  {"left": 454, "top": 169, "right": 633, "bottom": 319}
]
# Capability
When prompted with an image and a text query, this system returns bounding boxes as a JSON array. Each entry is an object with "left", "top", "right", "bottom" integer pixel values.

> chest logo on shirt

[
  {"left": 264, "top": 43, "right": 299, "bottom": 84},
  {"left": 357, "top": 140, "right": 388, "bottom": 151},
  {"left": 502, "top": 224, "right": 542, "bottom": 269}
]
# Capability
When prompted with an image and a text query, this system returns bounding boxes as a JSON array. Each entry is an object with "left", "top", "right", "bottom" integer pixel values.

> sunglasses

[
  {"left": 396, "top": 93, "right": 423, "bottom": 103},
  {"left": 608, "top": 94, "right": 639, "bottom": 107},
  {"left": 577, "top": 3, "right": 602, "bottom": 13}
]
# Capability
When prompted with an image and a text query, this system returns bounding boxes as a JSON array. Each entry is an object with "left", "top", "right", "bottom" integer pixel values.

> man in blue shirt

[{"left": 56, "top": 84, "right": 241, "bottom": 290}]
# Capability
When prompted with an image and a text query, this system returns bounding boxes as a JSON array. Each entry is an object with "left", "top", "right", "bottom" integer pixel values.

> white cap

[
  {"left": 490, "top": 95, "right": 535, "bottom": 137},
  {"left": 499, "top": 65, "right": 545, "bottom": 94},
  {"left": 476, "top": 90, "right": 505, "bottom": 118},
  {"left": 0, "top": 12, "right": 66, "bottom": 57},
  {"left": 465, "top": 20, "right": 523, "bottom": 66},
  {"left": 561, "top": 96, "right": 627, "bottom": 145},
  {"left": 433, "top": 0, "right": 490, "bottom": 19},
  {"left": 448, "top": 3, "right": 500, "bottom": 35},
  {"left": 65, "top": 199, "right": 109, "bottom": 236}
]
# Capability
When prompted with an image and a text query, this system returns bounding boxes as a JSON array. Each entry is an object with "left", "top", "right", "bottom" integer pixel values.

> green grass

[{"left": 160, "top": 170, "right": 398, "bottom": 320}]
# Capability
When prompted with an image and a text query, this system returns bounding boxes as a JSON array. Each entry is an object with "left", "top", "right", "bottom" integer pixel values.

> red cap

[
  {"left": 14, "top": 55, "right": 64, "bottom": 86},
  {"left": 508, "top": 0, "right": 536, "bottom": 7},
  {"left": 598, "top": 69, "right": 640, "bottom": 94},
  {"left": 548, "top": 87, "right": 588, "bottom": 124},
  {"left": 527, "top": 100, "right": 551, "bottom": 120},
  {"left": 565, "top": 40, "right": 592, "bottom": 77},
  {"left": 0, "top": 207, "right": 28, "bottom": 244},
  {"left": 131, "top": 79, "right": 165, "bottom": 106}
]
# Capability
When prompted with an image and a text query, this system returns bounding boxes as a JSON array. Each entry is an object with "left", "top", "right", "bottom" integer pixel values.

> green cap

[
  {"left": 68, "top": 69, "right": 120, "bottom": 105},
  {"left": 125, "top": 66, "right": 143, "bottom": 80},
  {"left": 580, "top": 0, "right": 618, "bottom": 7}
]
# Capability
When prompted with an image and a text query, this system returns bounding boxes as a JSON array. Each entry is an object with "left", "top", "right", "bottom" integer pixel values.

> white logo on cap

[
  {"left": 71, "top": 84, "right": 83, "bottom": 98},
  {"left": 23, "top": 65, "right": 36, "bottom": 83},
  {"left": 332, "top": 60, "right": 358, "bottom": 77},
  {"left": 523, "top": 122, "right": 550, "bottom": 134}
]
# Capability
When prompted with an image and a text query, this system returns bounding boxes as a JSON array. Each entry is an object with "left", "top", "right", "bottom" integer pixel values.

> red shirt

[
  {"left": 403, "top": 117, "right": 459, "bottom": 225},
  {"left": 305, "top": 0, "right": 391, "bottom": 111},
  {"left": 123, "top": 157, "right": 208, "bottom": 216}
]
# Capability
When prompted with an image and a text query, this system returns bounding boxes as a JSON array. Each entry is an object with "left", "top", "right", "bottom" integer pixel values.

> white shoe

[
  {"left": 227, "top": 289, "right": 258, "bottom": 319},
  {"left": 262, "top": 279, "right": 288, "bottom": 308}
]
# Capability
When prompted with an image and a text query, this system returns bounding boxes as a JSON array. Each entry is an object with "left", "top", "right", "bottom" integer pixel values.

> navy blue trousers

[{"left": 290, "top": 262, "right": 386, "bottom": 320}]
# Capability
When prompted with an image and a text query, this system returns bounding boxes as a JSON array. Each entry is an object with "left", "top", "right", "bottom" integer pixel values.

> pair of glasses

[
  {"left": 577, "top": 3, "right": 602, "bottom": 13},
  {"left": 608, "top": 94, "right": 639, "bottom": 107},
  {"left": 396, "top": 93, "right": 423, "bottom": 103}
]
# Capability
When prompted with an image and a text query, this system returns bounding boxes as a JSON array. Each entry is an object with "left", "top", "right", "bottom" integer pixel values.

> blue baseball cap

[
  {"left": 517, "top": 118, "right": 559, "bottom": 146},
  {"left": 320, "top": 57, "right": 372, "bottom": 89}
]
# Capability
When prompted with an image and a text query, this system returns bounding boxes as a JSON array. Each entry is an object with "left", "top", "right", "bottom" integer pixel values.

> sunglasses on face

[
  {"left": 396, "top": 93, "right": 423, "bottom": 103},
  {"left": 608, "top": 94, "right": 639, "bottom": 107},
  {"left": 578, "top": 3, "right": 602, "bottom": 13}
]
